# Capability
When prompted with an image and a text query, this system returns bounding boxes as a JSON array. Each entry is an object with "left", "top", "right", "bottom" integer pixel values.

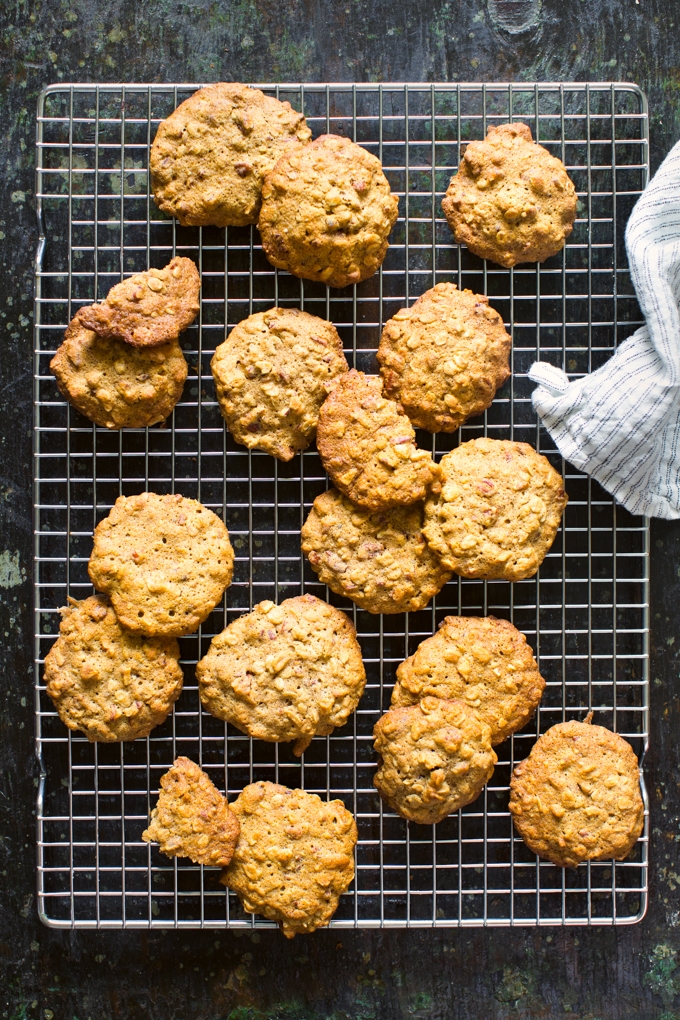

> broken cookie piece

[
  {"left": 142, "top": 757, "right": 240, "bottom": 867},
  {"left": 77, "top": 256, "right": 200, "bottom": 348}
]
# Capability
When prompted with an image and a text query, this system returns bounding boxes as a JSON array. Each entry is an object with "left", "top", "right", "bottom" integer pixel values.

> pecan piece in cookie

[
  {"left": 50, "top": 316, "right": 187, "bottom": 429},
  {"left": 509, "top": 717, "right": 644, "bottom": 867},
  {"left": 377, "top": 283, "right": 511, "bottom": 433},
  {"left": 151, "top": 83, "right": 311, "bottom": 227},
  {"left": 258, "top": 134, "right": 399, "bottom": 289},
  {"left": 143, "top": 757, "right": 240, "bottom": 867},
  {"left": 44, "top": 595, "right": 183, "bottom": 742},
  {"left": 316, "top": 370, "right": 441, "bottom": 512},
  {"left": 77, "top": 257, "right": 200, "bottom": 348},
  {"left": 88, "top": 491, "right": 234, "bottom": 637},
  {"left": 373, "top": 697, "right": 497, "bottom": 825},
  {"left": 442, "top": 121, "right": 577, "bottom": 267},
  {"left": 423, "top": 437, "right": 567, "bottom": 581},
  {"left": 301, "top": 488, "right": 451, "bottom": 614},
  {"left": 391, "top": 615, "right": 545, "bottom": 745},
  {"left": 197, "top": 595, "right": 366, "bottom": 755},
  {"left": 221, "top": 782, "right": 357, "bottom": 937},
  {"left": 211, "top": 307, "right": 348, "bottom": 461}
]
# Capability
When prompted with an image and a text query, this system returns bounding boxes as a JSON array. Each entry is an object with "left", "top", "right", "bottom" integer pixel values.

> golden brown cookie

[
  {"left": 316, "top": 370, "right": 441, "bottom": 512},
  {"left": 50, "top": 316, "right": 188, "bottom": 429},
  {"left": 258, "top": 134, "right": 399, "bottom": 289},
  {"left": 142, "top": 757, "right": 240, "bottom": 867},
  {"left": 423, "top": 437, "right": 567, "bottom": 581},
  {"left": 391, "top": 615, "right": 545, "bottom": 745},
  {"left": 442, "top": 122, "right": 577, "bottom": 267},
  {"left": 150, "top": 83, "right": 311, "bottom": 228},
  {"left": 300, "top": 488, "right": 451, "bottom": 614},
  {"left": 377, "top": 283, "right": 511, "bottom": 433},
  {"left": 220, "top": 781, "right": 357, "bottom": 937},
  {"left": 77, "top": 257, "right": 200, "bottom": 348},
  {"left": 211, "top": 307, "right": 348, "bottom": 461},
  {"left": 373, "top": 697, "right": 497, "bottom": 825},
  {"left": 88, "top": 491, "right": 234, "bottom": 637},
  {"left": 197, "top": 595, "right": 366, "bottom": 756},
  {"left": 44, "top": 595, "right": 183, "bottom": 742},
  {"left": 509, "top": 717, "right": 644, "bottom": 868}
]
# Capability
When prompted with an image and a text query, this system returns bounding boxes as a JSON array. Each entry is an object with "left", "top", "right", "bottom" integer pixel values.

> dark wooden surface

[{"left": 3, "top": 2, "right": 680, "bottom": 1017}]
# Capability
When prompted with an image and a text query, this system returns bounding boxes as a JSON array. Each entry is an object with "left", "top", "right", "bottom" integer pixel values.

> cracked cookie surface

[
  {"left": 220, "top": 781, "right": 357, "bottom": 938},
  {"left": 442, "top": 121, "right": 577, "bottom": 267},
  {"left": 316, "top": 370, "right": 441, "bottom": 512},
  {"left": 51, "top": 317, "right": 187, "bottom": 429},
  {"left": 373, "top": 697, "right": 497, "bottom": 825},
  {"left": 150, "top": 83, "right": 311, "bottom": 227},
  {"left": 44, "top": 595, "right": 183, "bottom": 742},
  {"left": 211, "top": 307, "right": 348, "bottom": 461},
  {"left": 77, "top": 257, "right": 200, "bottom": 348},
  {"left": 301, "top": 488, "right": 451, "bottom": 614},
  {"left": 197, "top": 595, "right": 366, "bottom": 755},
  {"left": 423, "top": 437, "right": 567, "bottom": 581},
  {"left": 377, "top": 283, "right": 511, "bottom": 433},
  {"left": 258, "top": 134, "right": 399, "bottom": 289},
  {"left": 391, "top": 615, "right": 545, "bottom": 745},
  {"left": 142, "top": 757, "right": 240, "bottom": 867},
  {"left": 509, "top": 718, "right": 644, "bottom": 867},
  {"left": 88, "top": 491, "right": 234, "bottom": 637}
]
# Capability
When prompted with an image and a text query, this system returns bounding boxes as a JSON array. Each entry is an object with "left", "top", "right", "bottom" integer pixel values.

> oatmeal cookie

[
  {"left": 150, "top": 83, "right": 311, "bottom": 228},
  {"left": 197, "top": 595, "right": 366, "bottom": 756},
  {"left": 44, "top": 595, "right": 183, "bottom": 742},
  {"left": 377, "top": 283, "right": 511, "bottom": 432},
  {"left": 77, "top": 257, "right": 200, "bottom": 348},
  {"left": 88, "top": 491, "right": 234, "bottom": 637},
  {"left": 442, "top": 121, "right": 577, "bottom": 267},
  {"left": 142, "top": 757, "right": 240, "bottom": 867},
  {"left": 373, "top": 697, "right": 497, "bottom": 825},
  {"left": 258, "top": 134, "right": 399, "bottom": 289},
  {"left": 316, "top": 370, "right": 441, "bottom": 512},
  {"left": 211, "top": 307, "right": 348, "bottom": 461},
  {"left": 391, "top": 615, "right": 545, "bottom": 745},
  {"left": 300, "top": 488, "right": 451, "bottom": 614},
  {"left": 50, "top": 316, "right": 187, "bottom": 429},
  {"left": 423, "top": 437, "right": 567, "bottom": 581},
  {"left": 509, "top": 717, "right": 644, "bottom": 867},
  {"left": 220, "top": 781, "right": 357, "bottom": 937}
]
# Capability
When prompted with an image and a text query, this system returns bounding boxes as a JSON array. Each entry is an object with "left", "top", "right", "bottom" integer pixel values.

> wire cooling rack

[{"left": 34, "top": 82, "right": 650, "bottom": 929}]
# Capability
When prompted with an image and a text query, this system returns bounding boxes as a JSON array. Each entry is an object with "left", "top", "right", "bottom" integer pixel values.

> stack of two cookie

[
  {"left": 44, "top": 491, "right": 235, "bottom": 742},
  {"left": 50, "top": 258, "right": 200, "bottom": 430},
  {"left": 150, "top": 82, "right": 400, "bottom": 290}
]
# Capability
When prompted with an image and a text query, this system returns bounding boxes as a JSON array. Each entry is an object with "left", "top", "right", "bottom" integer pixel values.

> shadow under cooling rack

[{"left": 34, "top": 81, "right": 649, "bottom": 929}]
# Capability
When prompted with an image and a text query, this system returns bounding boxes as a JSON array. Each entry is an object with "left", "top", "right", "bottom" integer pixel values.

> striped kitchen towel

[{"left": 529, "top": 137, "right": 680, "bottom": 520}]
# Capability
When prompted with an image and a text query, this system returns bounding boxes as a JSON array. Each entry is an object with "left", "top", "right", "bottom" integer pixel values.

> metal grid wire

[{"left": 34, "top": 82, "right": 650, "bottom": 929}]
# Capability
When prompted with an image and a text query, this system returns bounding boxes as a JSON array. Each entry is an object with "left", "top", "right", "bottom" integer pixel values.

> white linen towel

[{"left": 528, "top": 138, "right": 680, "bottom": 520}]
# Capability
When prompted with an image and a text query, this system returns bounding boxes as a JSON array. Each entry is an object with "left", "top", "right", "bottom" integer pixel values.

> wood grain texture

[{"left": 2, "top": 0, "right": 680, "bottom": 1017}]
